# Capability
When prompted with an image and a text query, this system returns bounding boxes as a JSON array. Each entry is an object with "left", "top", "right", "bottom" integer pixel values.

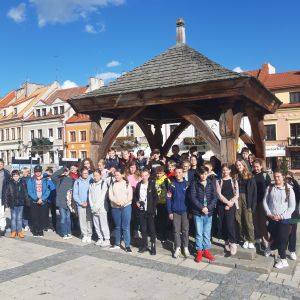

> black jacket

[
  {"left": 239, "top": 176, "right": 257, "bottom": 212},
  {"left": 0, "top": 168, "right": 11, "bottom": 200},
  {"left": 4, "top": 179, "right": 30, "bottom": 208},
  {"left": 134, "top": 180, "right": 158, "bottom": 215}
]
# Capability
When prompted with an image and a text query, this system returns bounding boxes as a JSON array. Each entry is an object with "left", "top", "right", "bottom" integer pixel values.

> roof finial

[{"left": 176, "top": 18, "right": 186, "bottom": 45}]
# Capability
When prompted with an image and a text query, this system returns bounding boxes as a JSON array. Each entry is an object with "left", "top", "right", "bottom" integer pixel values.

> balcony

[
  {"left": 288, "top": 137, "right": 300, "bottom": 146},
  {"left": 31, "top": 138, "right": 53, "bottom": 148}
]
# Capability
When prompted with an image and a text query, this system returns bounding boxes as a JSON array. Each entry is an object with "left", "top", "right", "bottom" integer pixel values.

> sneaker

[
  {"left": 24, "top": 226, "right": 30, "bottom": 232},
  {"left": 290, "top": 252, "right": 297, "bottom": 260},
  {"left": 203, "top": 249, "right": 216, "bottom": 261},
  {"left": 264, "top": 247, "right": 272, "bottom": 257},
  {"left": 248, "top": 242, "right": 255, "bottom": 249},
  {"left": 230, "top": 243, "right": 237, "bottom": 256},
  {"left": 110, "top": 245, "right": 120, "bottom": 250},
  {"left": 183, "top": 247, "right": 190, "bottom": 258},
  {"left": 195, "top": 250, "right": 202, "bottom": 263},
  {"left": 275, "top": 259, "right": 289, "bottom": 269},
  {"left": 95, "top": 239, "right": 104, "bottom": 246},
  {"left": 81, "top": 236, "right": 88, "bottom": 243},
  {"left": 63, "top": 235, "right": 69, "bottom": 240},
  {"left": 10, "top": 231, "right": 17, "bottom": 238},
  {"left": 125, "top": 247, "right": 132, "bottom": 253},
  {"left": 67, "top": 234, "right": 73, "bottom": 239},
  {"left": 86, "top": 237, "right": 92, "bottom": 244},
  {"left": 242, "top": 241, "right": 249, "bottom": 249},
  {"left": 18, "top": 232, "right": 25, "bottom": 238},
  {"left": 173, "top": 247, "right": 181, "bottom": 258},
  {"left": 101, "top": 240, "right": 111, "bottom": 247}
]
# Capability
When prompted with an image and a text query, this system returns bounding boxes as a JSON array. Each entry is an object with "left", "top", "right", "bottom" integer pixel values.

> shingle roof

[
  {"left": 0, "top": 91, "right": 16, "bottom": 108},
  {"left": 45, "top": 86, "right": 87, "bottom": 105},
  {"left": 73, "top": 44, "right": 248, "bottom": 99},
  {"left": 66, "top": 113, "right": 91, "bottom": 124}
]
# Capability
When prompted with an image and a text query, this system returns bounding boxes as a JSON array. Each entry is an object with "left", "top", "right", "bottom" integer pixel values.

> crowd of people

[{"left": 0, "top": 145, "right": 299, "bottom": 269}]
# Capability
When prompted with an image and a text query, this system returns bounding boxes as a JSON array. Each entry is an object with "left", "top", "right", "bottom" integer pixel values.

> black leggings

[
  {"left": 288, "top": 223, "right": 297, "bottom": 253},
  {"left": 217, "top": 203, "right": 236, "bottom": 243}
]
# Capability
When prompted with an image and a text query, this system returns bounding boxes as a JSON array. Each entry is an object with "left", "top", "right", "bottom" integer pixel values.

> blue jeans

[
  {"left": 111, "top": 205, "right": 132, "bottom": 247},
  {"left": 59, "top": 208, "right": 71, "bottom": 236},
  {"left": 194, "top": 214, "right": 212, "bottom": 250},
  {"left": 11, "top": 206, "right": 24, "bottom": 232}
]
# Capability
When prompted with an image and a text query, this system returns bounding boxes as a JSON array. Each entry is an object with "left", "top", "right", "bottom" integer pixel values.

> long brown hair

[
  {"left": 125, "top": 161, "right": 141, "bottom": 180},
  {"left": 235, "top": 159, "right": 252, "bottom": 180}
]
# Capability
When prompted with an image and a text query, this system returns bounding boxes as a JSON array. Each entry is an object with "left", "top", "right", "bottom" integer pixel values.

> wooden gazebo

[{"left": 69, "top": 19, "right": 281, "bottom": 164}]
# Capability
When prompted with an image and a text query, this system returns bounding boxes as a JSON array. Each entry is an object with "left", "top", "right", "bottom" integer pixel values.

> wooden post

[
  {"left": 219, "top": 109, "right": 243, "bottom": 164},
  {"left": 153, "top": 122, "right": 164, "bottom": 150},
  {"left": 134, "top": 117, "right": 157, "bottom": 150}
]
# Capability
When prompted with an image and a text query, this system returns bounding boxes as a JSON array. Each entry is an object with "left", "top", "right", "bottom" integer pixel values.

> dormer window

[
  {"left": 42, "top": 108, "right": 47, "bottom": 116},
  {"left": 60, "top": 106, "right": 64, "bottom": 114},
  {"left": 36, "top": 109, "right": 41, "bottom": 117},
  {"left": 53, "top": 107, "right": 58, "bottom": 115},
  {"left": 3, "top": 110, "right": 6, "bottom": 117},
  {"left": 14, "top": 108, "right": 17, "bottom": 115}
]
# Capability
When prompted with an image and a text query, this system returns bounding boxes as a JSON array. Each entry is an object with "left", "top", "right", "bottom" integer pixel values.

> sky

[{"left": 1, "top": 0, "right": 300, "bottom": 96}]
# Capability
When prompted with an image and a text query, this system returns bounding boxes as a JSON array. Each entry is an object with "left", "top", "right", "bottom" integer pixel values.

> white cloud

[
  {"left": 85, "top": 24, "right": 97, "bottom": 34},
  {"left": 106, "top": 60, "right": 120, "bottom": 67},
  {"left": 96, "top": 72, "right": 122, "bottom": 81},
  {"left": 61, "top": 80, "right": 78, "bottom": 89},
  {"left": 7, "top": 3, "right": 26, "bottom": 23},
  {"left": 30, "top": 0, "right": 125, "bottom": 27},
  {"left": 233, "top": 66, "right": 243, "bottom": 73}
]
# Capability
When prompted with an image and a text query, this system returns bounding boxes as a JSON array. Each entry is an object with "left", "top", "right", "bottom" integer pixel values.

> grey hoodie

[
  {"left": 89, "top": 180, "right": 108, "bottom": 214},
  {"left": 263, "top": 183, "right": 296, "bottom": 220}
]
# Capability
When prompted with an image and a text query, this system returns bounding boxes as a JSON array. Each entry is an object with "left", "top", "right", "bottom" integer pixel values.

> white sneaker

[
  {"left": 275, "top": 259, "right": 289, "bottom": 269},
  {"left": 67, "top": 234, "right": 72, "bottom": 240},
  {"left": 248, "top": 242, "right": 255, "bottom": 249},
  {"left": 290, "top": 252, "right": 297, "bottom": 260},
  {"left": 230, "top": 243, "right": 237, "bottom": 256},
  {"left": 81, "top": 236, "right": 88, "bottom": 243},
  {"left": 183, "top": 247, "right": 190, "bottom": 257},
  {"left": 110, "top": 245, "right": 120, "bottom": 250},
  {"left": 101, "top": 240, "right": 111, "bottom": 247},
  {"left": 264, "top": 247, "right": 272, "bottom": 257},
  {"left": 173, "top": 247, "right": 181, "bottom": 258},
  {"left": 24, "top": 226, "right": 30, "bottom": 232},
  {"left": 86, "top": 237, "right": 92, "bottom": 244},
  {"left": 62, "top": 235, "right": 68, "bottom": 240},
  {"left": 95, "top": 239, "right": 103, "bottom": 246},
  {"left": 242, "top": 241, "right": 249, "bottom": 249}
]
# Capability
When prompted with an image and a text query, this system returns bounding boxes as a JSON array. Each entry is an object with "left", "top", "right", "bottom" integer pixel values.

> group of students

[{"left": 0, "top": 145, "right": 299, "bottom": 269}]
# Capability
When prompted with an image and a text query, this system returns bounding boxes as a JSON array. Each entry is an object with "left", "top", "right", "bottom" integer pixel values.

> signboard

[
  {"left": 11, "top": 157, "right": 40, "bottom": 173},
  {"left": 266, "top": 145, "right": 286, "bottom": 157},
  {"left": 59, "top": 158, "right": 81, "bottom": 168}
]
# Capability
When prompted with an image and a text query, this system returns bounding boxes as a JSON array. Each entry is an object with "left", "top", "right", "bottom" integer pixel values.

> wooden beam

[
  {"left": 96, "top": 107, "right": 145, "bottom": 160},
  {"left": 239, "top": 128, "right": 256, "bottom": 154},
  {"left": 169, "top": 105, "right": 220, "bottom": 157},
  {"left": 161, "top": 120, "right": 190, "bottom": 156},
  {"left": 134, "top": 117, "right": 156, "bottom": 150}
]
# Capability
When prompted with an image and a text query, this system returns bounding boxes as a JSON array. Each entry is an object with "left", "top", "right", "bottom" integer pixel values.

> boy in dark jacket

[
  {"left": 167, "top": 167, "right": 190, "bottom": 258},
  {"left": 134, "top": 169, "right": 158, "bottom": 255},
  {"left": 190, "top": 166, "right": 217, "bottom": 262},
  {"left": 4, "top": 170, "right": 29, "bottom": 238}
]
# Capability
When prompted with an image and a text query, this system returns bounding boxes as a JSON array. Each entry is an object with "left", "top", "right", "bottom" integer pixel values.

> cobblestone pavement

[{"left": 0, "top": 232, "right": 299, "bottom": 300}]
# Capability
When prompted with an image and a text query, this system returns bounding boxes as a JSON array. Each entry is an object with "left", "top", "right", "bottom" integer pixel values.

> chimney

[
  {"left": 88, "top": 77, "right": 104, "bottom": 92},
  {"left": 176, "top": 18, "right": 186, "bottom": 45}
]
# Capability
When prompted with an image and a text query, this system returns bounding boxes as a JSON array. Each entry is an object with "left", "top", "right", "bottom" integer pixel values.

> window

[
  {"left": 36, "top": 109, "right": 41, "bottom": 117},
  {"left": 80, "top": 131, "right": 87, "bottom": 141},
  {"left": 81, "top": 151, "right": 87, "bottom": 159},
  {"left": 5, "top": 129, "right": 9, "bottom": 140},
  {"left": 17, "top": 127, "right": 21, "bottom": 139},
  {"left": 42, "top": 108, "right": 47, "bottom": 116},
  {"left": 70, "top": 131, "right": 76, "bottom": 142},
  {"left": 70, "top": 151, "right": 77, "bottom": 158},
  {"left": 265, "top": 125, "right": 276, "bottom": 141},
  {"left": 11, "top": 128, "right": 15, "bottom": 140},
  {"left": 290, "top": 92, "right": 300, "bottom": 103},
  {"left": 3, "top": 110, "right": 6, "bottom": 117},
  {"left": 60, "top": 106, "right": 64, "bottom": 114},
  {"left": 49, "top": 151, "right": 55, "bottom": 164},
  {"left": 38, "top": 129, "right": 42, "bottom": 138},
  {"left": 30, "top": 130, "right": 35, "bottom": 140},
  {"left": 14, "top": 108, "right": 17, "bottom": 115},
  {"left": 57, "top": 127, "right": 63, "bottom": 139},
  {"left": 48, "top": 128, "right": 53, "bottom": 137},
  {"left": 126, "top": 124, "right": 134, "bottom": 137},
  {"left": 170, "top": 124, "right": 177, "bottom": 134},
  {"left": 290, "top": 123, "right": 300, "bottom": 146},
  {"left": 0, "top": 130, "right": 3, "bottom": 141},
  {"left": 53, "top": 107, "right": 58, "bottom": 115}
]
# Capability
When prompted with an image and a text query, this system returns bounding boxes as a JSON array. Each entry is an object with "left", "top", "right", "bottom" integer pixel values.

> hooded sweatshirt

[
  {"left": 73, "top": 177, "right": 91, "bottom": 206},
  {"left": 89, "top": 180, "right": 108, "bottom": 214},
  {"left": 263, "top": 183, "right": 296, "bottom": 220}
]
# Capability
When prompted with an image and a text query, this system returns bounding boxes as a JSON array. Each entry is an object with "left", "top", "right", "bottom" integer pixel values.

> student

[
  {"left": 155, "top": 166, "right": 170, "bottom": 242},
  {"left": 252, "top": 159, "right": 271, "bottom": 249},
  {"left": 190, "top": 166, "right": 217, "bottom": 262},
  {"left": 119, "top": 150, "right": 135, "bottom": 173},
  {"left": 21, "top": 167, "right": 31, "bottom": 232},
  {"left": 44, "top": 167, "right": 56, "bottom": 232},
  {"left": 216, "top": 164, "right": 239, "bottom": 255},
  {"left": 97, "top": 159, "right": 109, "bottom": 181},
  {"left": 108, "top": 170, "right": 133, "bottom": 252},
  {"left": 190, "top": 155, "right": 198, "bottom": 171},
  {"left": 285, "top": 172, "right": 300, "bottom": 261},
  {"left": 0, "top": 159, "right": 10, "bottom": 236},
  {"left": 136, "top": 150, "right": 147, "bottom": 171},
  {"left": 235, "top": 159, "right": 257, "bottom": 249},
  {"left": 167, "top": 167, "right": 190, "bottom": 258},
  {"left": 105, "top": 148, "right": 119, "bottom": 170},
  {"left": 248, "top": 154, "right": 256, "bottom": 170},
  {"left": 182, "top": 160, "right": 194, "bottom": 183},
  {"left": 73, "top": 167, "right": 93, "bottom": 243},
  {"left": 134, "top": 169, "right": 158, "bottom": 254},
  {"left": 169, "top": 145, "right": 181, "bottom": 166},
  {"left": 166, "top": 160, "right": 176, "bottom": 181},
  {"left": 263, "top": 169, "right": 296, "bottom": 268},
  {"left": 89, "top": 170, "right": 110, "bottom": 247},
  {"left": 241, "top": 147, "right": 252, "bottom": 172},
  {"left": 147, "top": 149, "right": 164, "bottom": 178},
  {"left": 4, "top": 170, "right": 29, "bottom": 238},
  {"left": 27, "top": 165, "right": 51, "bottom": 237}
]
